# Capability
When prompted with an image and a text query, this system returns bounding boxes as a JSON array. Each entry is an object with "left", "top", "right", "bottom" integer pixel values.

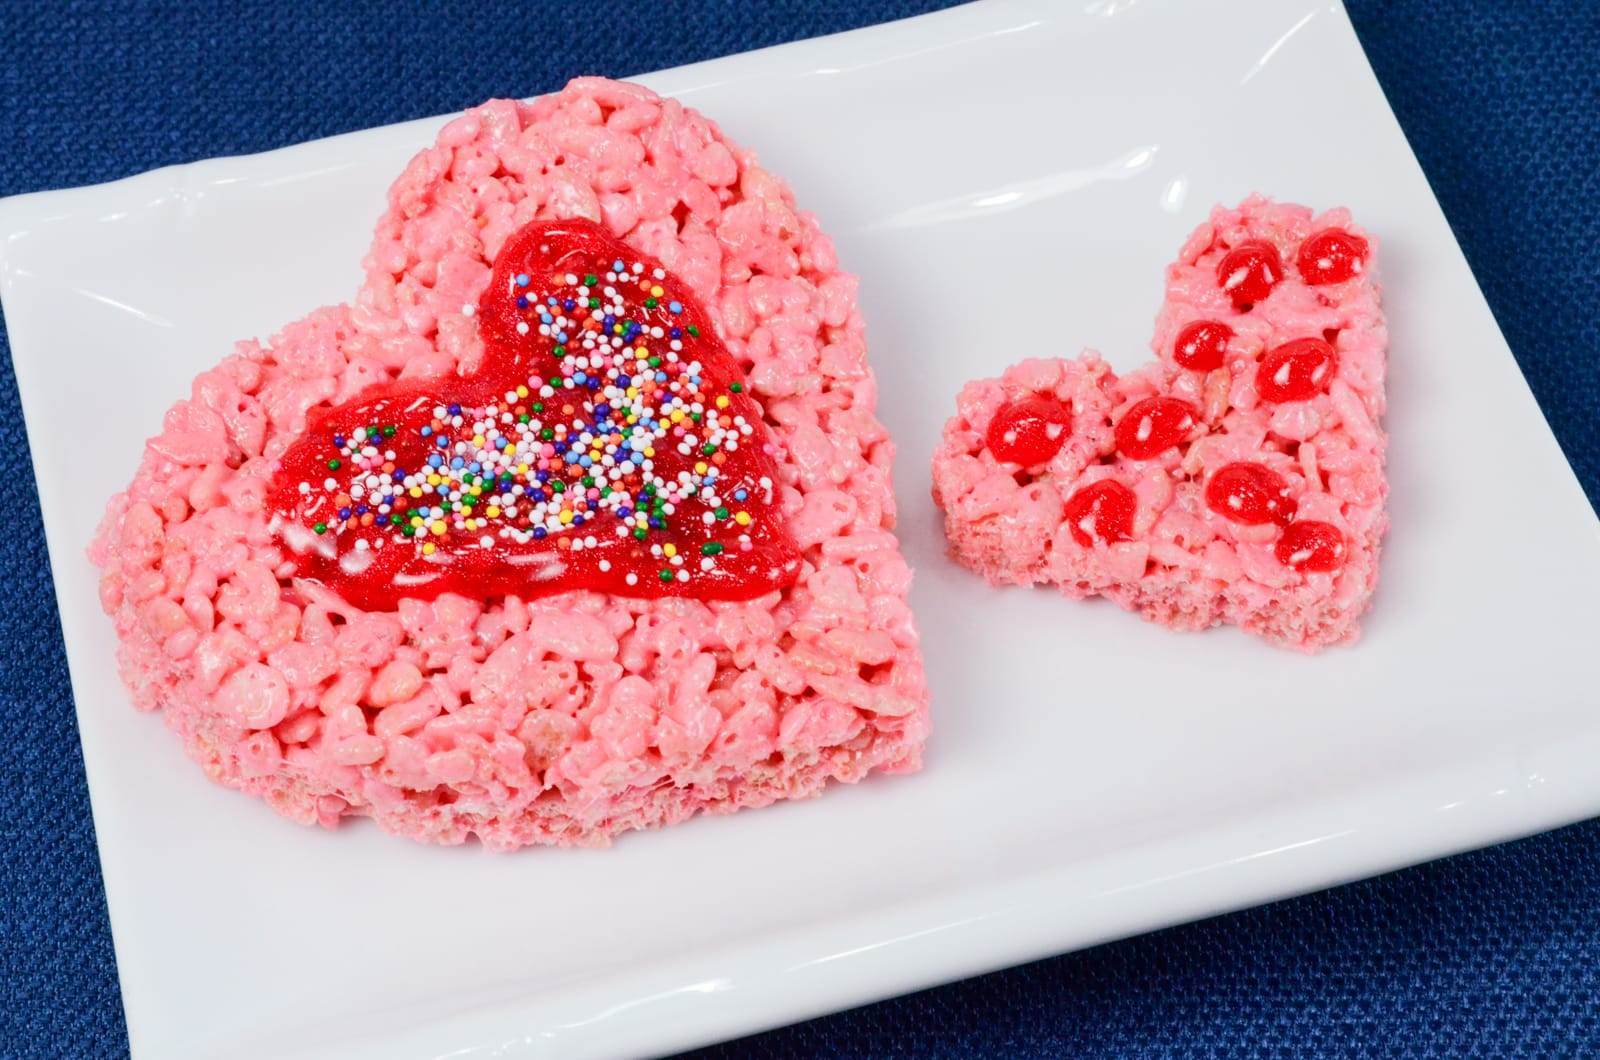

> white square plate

[{"left": 4, "top": 1, "right": 1599, "bottom": 1057}]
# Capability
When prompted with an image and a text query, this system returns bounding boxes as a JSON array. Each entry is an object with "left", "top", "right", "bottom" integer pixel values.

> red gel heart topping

[{"left": 268, "top": 218, "right": 801, "bottom": 610}]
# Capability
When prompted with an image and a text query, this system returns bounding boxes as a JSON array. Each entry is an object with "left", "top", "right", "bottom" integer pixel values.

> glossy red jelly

[{"left": 268, "top": 219, "right": 801, "bottom": 611}]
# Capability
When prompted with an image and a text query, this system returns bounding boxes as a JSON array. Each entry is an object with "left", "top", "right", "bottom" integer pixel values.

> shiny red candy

[
  {"left": 1064, "top": 479, "right": 1137, "bottom": 548},
  {"left": 1275, "top": 520, "right": 1347, "bottom": 572},
  {"left": 1113, "top": 396, "right": 1198, "bottom": 460},
  {"left": 268, "top": 218, "right": 801, "bottom": 611},
  {"left": 986, "top": 395, "right": 1074, "bottom": 466},
  {"left": 1204, "top": 462, "right": 1297, "bottom": 526},
  {"left": 1215, "top": 240, "right": 1283, "bottom": 309},
  {"left": 1173, "top": 320, "right": 1233, "bottom": 372},
  {"left": 1257, "top": 337, "right": 1337, "bottom": 403},
  {"left": 1297, "top": 228, "right": 1368, "bottom": 285}
]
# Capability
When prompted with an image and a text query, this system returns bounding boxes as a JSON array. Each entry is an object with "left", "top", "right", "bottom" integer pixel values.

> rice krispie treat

[
  {"left": 931, "top": 197, "right": 1386, "bottom": 651},
  {"left": 91, "top": 78, "right": 928, "bottom": 848}
]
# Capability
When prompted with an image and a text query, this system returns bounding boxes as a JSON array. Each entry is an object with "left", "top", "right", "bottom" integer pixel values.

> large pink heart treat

[{"left": 91, "top": 78, "right": 928, "bottom": 848}]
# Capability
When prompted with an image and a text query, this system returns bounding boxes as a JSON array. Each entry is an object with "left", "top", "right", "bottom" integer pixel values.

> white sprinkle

[
  {"left": 625, "top": 572, "right": 638, "bottom": 586},
  {"left": 461, "top": 303, "right": 476, "bottom": 317}
]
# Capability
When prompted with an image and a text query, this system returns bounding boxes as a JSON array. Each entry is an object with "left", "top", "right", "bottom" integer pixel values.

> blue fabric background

[{"left": 2, "top": 2, "right": 1596, "bottom": 1057}]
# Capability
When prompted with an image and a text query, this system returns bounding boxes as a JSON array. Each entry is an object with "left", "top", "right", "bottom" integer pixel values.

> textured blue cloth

[{"left": 2, "top": 2, "right": 1596, "bottom": 1057}]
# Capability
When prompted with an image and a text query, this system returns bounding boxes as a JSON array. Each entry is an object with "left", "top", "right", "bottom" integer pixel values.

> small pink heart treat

[{"left": 931, "top": 196, "right": 1387, "bottom": 651}]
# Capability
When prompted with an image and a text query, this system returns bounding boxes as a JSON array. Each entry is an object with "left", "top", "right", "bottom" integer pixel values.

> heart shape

[
  {"left": 269, "top": 218, "right": 801, "bottom": 611},
  {"left": 931, "top": 196, "right": 1387, "bottom": 651},
  {"left": 91, "top": 81, "right": 929, "bottom": 849}
]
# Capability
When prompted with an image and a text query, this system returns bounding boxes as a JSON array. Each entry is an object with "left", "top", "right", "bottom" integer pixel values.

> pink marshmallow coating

[
  {"left": 931, "top": 196, "right": 1387, "bottom": 651},
  {"left": 90, "top": 78, "right": 928, "bottom": 849}
]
